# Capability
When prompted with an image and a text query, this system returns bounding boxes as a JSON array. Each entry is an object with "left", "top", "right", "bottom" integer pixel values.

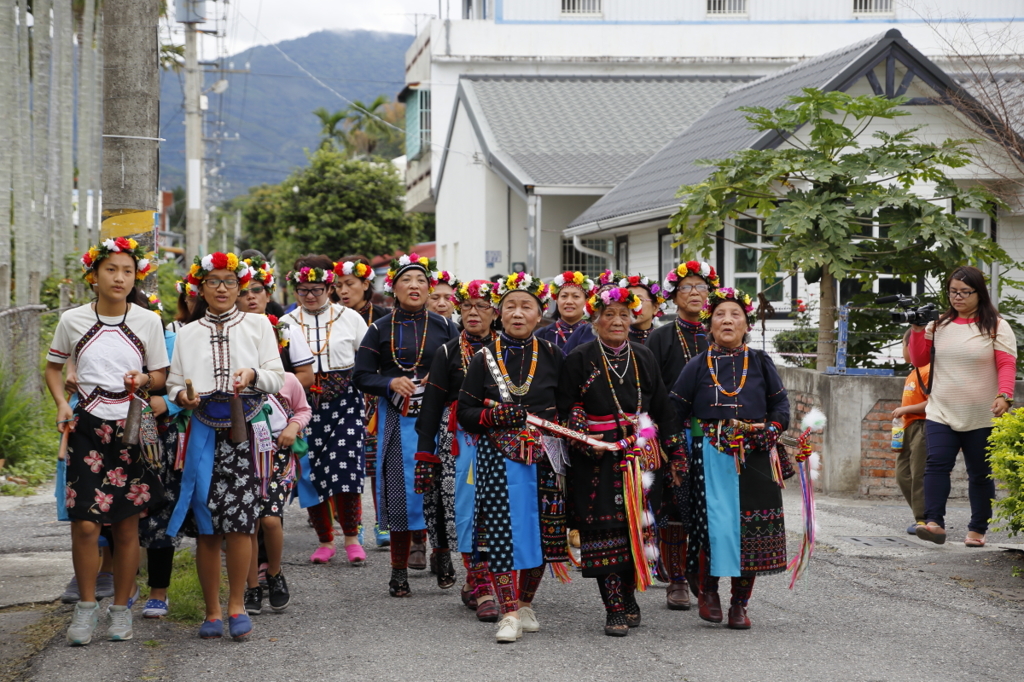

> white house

[{"left": 405, "top": 0, "right": 1021, "bottom": 283}]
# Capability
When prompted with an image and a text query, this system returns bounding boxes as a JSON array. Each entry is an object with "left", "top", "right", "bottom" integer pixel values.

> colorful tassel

[
  {"left": 548, "top": 561, "right": 572, "bottom": 584},
  {"left": 788, "top": 410, "right": 826, "bottom": 588}
]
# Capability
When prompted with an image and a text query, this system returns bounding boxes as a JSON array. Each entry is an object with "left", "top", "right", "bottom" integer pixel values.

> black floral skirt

[
  {"left": 139, "top": 422, "right": 183, "bottom": 549},
  {"left": 64, "top": 407, "right": 165, "bottom": 524},
  {"left": 258, "top": 448, "right": 292, "bottom": 519}
]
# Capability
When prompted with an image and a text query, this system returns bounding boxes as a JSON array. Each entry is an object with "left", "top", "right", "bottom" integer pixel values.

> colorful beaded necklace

[
  {"left": 460, "top": 330, "right": 494, "bottom": 372},
  {"left": 494, "top": 334, "right": 539, "bottom": 397},
  {"left": 391, "top": 308, "right": 429, "bottom": 373},
  {"left": 707, "top": 343, "right": 749, "bottom": 397},
  {"left": 598, "top": 340, "right": 642, "bottom": 418},
  {"left": 675, "top": 317, "right": 700, "bottom": 363}
]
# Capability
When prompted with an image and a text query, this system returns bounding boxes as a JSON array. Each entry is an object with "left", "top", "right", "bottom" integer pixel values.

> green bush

[
  {"left": 772, "top": 328, "right": 818, "bottom": 368},
  {"left": 0, "top": 371, "right": 59, "bottom": 491},
  {"left": 988, "top": 408, "right": 1024, "bottom": 537}
]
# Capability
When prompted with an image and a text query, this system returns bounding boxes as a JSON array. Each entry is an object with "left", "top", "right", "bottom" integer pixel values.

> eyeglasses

[
  {"left": 204, "top": 278, "right": 238, "bottom": 290},
  {"left": 459, "top": 303, "right": 493, "bottom": 313},
  {"left": 677, "top": 284, "right": 709, "bottom": 293},
  {"left": 295, "top": 287, "right": 326, "bottom": 298},
  {"left": 948, "top": 289, "right": 976, "bottom": 299},
  {"left": 242, "top": 285, "right": 266, "bottom": 296}
]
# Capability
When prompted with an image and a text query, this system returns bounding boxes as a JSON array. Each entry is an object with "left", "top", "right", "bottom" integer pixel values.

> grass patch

[
  {"left": 163, "top": 549, "right": 228, "bottom": 625},
  {"left": 0, "top": 370, "right": 59, "bottom": 495}
]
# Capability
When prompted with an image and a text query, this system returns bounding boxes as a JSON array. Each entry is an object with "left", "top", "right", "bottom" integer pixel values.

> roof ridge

[{"left": 460, "top": 74, "right": 758, "bottom": 83}]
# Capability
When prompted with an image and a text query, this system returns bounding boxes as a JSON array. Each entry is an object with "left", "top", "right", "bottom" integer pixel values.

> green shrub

[
  {"left": 988, "top": 408, "right": 1024, "bottom": 537},
  {"left": 0, "top": 371, "right": 58, "bottom": 491},
  {"left": 772, "top": 328, "right": 818, "bottom": 368}
]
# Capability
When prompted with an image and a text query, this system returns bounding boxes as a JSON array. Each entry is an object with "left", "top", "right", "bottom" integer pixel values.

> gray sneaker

[
  {"left": 67, "top": 602, "right": 99, "bottom": 646},
  {"left": 107, "top": 605, "right": 133, "bottom": 641},
  {"left": 60, "top": 575, "right": 80, "bottom": 604},
  {"left": 95, "top": 572, "right": 115, "bottom": 599}
]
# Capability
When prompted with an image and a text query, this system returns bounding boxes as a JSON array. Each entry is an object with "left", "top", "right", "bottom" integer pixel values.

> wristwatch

[{"left": 996, "top": 392, "right": 1014, "bottom": 404}]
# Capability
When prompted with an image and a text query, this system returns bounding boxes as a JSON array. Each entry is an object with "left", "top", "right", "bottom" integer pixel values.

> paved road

[{"left": 3, "top": 485, "right": 1023, "bottom": 682}]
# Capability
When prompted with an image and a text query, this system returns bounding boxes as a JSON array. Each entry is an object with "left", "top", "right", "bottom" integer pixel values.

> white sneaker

[
  {"left": 67, "top": 602, "right": 99, "bottom": 646},
  {"left": 518, "top": 606, "right": 540, "bottom": 633},
  {"left": 495, "top": 615, "right": 522, "bottom": 643},
  {"left": 107, "top": 605, "right": 133, "bottom": 641}
]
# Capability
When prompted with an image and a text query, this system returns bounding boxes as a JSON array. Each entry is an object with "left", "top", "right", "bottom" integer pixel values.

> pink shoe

[
  {"left": 345, "top": 543, "right": 367, "bottom": 566},
  {"left": 310, "top": 546, "right": 336, "bottom": 564}
]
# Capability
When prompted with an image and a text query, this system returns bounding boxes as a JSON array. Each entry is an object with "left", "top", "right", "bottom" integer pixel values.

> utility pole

[
  {"left": 100, "top": 0, "right": 160, "bottom": 289},
  {"left": 179, "top": 0, "right": 207, "bottom": 262}
]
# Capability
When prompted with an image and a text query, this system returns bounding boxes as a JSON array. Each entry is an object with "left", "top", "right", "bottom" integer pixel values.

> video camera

[{"left": 875, "top": 295, "right": 939, "bottom": 325}]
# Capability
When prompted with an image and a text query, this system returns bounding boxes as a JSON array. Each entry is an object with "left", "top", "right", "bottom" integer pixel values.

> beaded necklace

[
  {"left": 675, "top": 317, "right": 701, "bottom": 363},
  {"left": 391, "top": 308, "right": 429, "bottom": 373},
  {"left": 358, "top": 300, "right": 374, "bottom": 325},
  {"left": 298, "top": 304, "right": 337, "bottom": 358},
  {"left": 459, "top": 330, "right": 494, "bottom": 372},
  {"left": 494, "top": 334, "right": 539, "bottom": 397},
  {"left": 598, "top": 340, "right": 642, "bottom": 423},
  {"left": 554, "top": 319, "right": 581, "bottom": 344},
  {"left": 707, "top": 343, "right": 748, "bottom": 398}
]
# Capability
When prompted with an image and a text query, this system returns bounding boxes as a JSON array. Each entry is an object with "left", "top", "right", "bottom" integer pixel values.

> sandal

[
  {"left": 388, "top": 579, "right": 411, "bottom": 598},
  {"left": 915, "top": 522, "right": 947, "bottom": 545},
  {"left": 964, "top": 534, "right": 987, "bottom": 548},
  {"left": 435, "top": 552, "right": 456, "bottom": 590}
]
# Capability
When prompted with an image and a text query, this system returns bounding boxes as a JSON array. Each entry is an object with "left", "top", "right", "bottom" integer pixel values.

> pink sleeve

[
  {"left": 907, "top": 328, "right": 932, "bottom": 367},
  {"left": 280, "top": 373, "right": 312, "bottom": 430},
  {"left": 995, "top": 350, "right": 1017, "bottom": 397}
]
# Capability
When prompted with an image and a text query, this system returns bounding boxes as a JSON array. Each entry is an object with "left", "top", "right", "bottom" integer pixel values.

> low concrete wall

[{"left": 776, "top": 367, "right": 1000, "bottom": 499}]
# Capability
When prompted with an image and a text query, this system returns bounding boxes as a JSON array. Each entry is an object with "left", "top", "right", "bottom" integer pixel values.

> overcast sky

[{"left": 191, "top": 0, "right": 447, "bottom": 56}]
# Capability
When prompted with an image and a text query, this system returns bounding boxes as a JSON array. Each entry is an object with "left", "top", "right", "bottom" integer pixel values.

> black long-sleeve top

[
  {"left": 415, "top": 331, "right": 491, "bottom": 454},
  {"left": 457, "top": 333, "right": 563, "bottom": 434},
  {"left": 647, "top": 317, "right": 708, "bottom": 391},
  {"left": 670, "top": 345, "right": 790, "bottom": 430},
  {"left": 352, "top": 306, "right": 457, "bottom": 398},
  {"left": 355, "top": 301, "right": 390, "bottom": 327}
]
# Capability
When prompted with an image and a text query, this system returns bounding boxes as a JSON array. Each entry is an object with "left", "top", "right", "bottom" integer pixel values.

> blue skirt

[
  {"left": 453, "top": 425, "right": 480, "bottom": 554},
  {"left": 474, "top": 439, "right": 542, "bottom": 573},
  {"left": 376, "top": 400, "right": 425, "bottom": 532}
]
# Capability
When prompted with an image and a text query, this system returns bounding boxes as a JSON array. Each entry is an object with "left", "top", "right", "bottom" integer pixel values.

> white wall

[{"left": 436, "top": 102, "right": 490, "bottom": 280}]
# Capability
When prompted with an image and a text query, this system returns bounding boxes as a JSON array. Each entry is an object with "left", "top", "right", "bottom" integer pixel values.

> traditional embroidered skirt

[
  {"left": 168, "top": 420, "right": 260, "bottom": 537},
  {"left": 64, "top": 407, "right": 164, "bottom": 524},
  {"left": 688, "top": 439, "right": 786, "bottom": 578},
  {"left": 139, "top": 420, "right": 184, "bottom": 549},
  {"left": 579, "top": 528, "right": 632, "bottom": 578},
  {"left": 376, "top": 400, "right": 425, "bottom": 532},
  {"left": 424, "top": 404, "right": 458, "bottom": 551},
  {"left": 296, "top": 380, "right": 365, "bottom": 508},
  {"left": 452, "top": 423, "right": 480, "bottom": 555}
]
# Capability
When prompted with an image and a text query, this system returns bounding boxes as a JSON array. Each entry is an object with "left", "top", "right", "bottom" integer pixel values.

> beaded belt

[
  {"left": 310, "top": 370, "right": 352, "bottom": 407},
  {"left": 193, "top": 393, "right": 265, "bottom": 429}
]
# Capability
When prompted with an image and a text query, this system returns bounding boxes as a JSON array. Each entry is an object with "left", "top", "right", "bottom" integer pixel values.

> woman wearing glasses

[
  {"left": 909, "top": 265, "right": 1017, "bottom": 548},
  {"left": 353, "top": 254, "right": 457, "bottom": 598},
  {"left": 280, "top": 255, "right": 369, "bottom": 567},
  {"left": 646, "top": 260, "right": 717, "bottom": 612}
]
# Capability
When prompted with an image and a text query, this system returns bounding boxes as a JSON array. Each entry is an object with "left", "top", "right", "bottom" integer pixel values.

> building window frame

[
  {"left": 562, "top": 238, "right": 613, "bottom": 280},
  {"left": 561, "top": 0, "right": 602, "bottom": 17},
  {"left": 707, "top": 0, "right": 748, "bottom": 16},
  {"left": 727, "top": 218, "right": 790, "bottom": 310},
  {"left": 853, "top": 0, "right": 894, "bottom": 16}
]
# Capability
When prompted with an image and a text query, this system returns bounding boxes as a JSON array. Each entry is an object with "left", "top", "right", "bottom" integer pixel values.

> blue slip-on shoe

[
  {"left": 228, "top": 613, "right": 253, "bottom": 641},
  {"left": 199, "top": 619, "right": 223, "bottom": 639},
  {"left": 357, "top": 523, "right": 365, "bottom": 545},
  {"left": 142, "top": 599, "right": 169, "bottom": 619}
]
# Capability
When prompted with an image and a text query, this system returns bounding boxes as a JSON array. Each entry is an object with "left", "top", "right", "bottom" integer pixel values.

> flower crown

[
  {"left": 454, "top": 279, "right": 497, "bottom": 307},
  {"left": 80, "top": 237, "right": 156, "bottom": 283},
  {"left": 433, "top": 269, "right": 460, "bottom": 290},
  {"left": 383, "top": 252, "right": 437, "bottom": 294},
  {"left": 596, "top": 269, "right": 622, "bottom": 288},
  {"left": 663, "top": 260, "right": 719, "bottom": 297},
  {"left": 144, "top": 292, "right": 163, "bottom": 314},
  {"left": 185, "top": 252, "right": 252, "bottom": 297},
  {"left": 243, "top": 256, "right": 276, "bottom": 294},
  {"left": 266, "top": 314, "right": 290, "bottom": 350},
  {"left": 550, "top": 270, "right": 597, "bottom": 298},
  {"left": 586, "top": 287, "right": 644, "bottom": 318},
  {"left": 287, "top": 266, "right": 334, "bottom": 286},
  {"left": 174, "top": 278, "right": 187, "bottom": 296},
  {"left": 700, "top": 287, "right": 756, "bottom": 325},
  {"left": 492, "top": 272, "right": 551, "bottom": 306},
  {"left": 618, "top": 273, "right": 668, "bottom": 317},
  {"left": 333, "top": 260, "right": 374, "bottom": 282}
]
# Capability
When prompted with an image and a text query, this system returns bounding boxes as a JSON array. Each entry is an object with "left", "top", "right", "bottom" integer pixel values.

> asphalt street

[{"left": 2, "top": 484, "right": 1023, "bottom": 682}]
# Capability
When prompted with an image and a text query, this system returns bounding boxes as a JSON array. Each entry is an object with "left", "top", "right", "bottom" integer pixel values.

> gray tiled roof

[
  {"left": 568, "top": 31, "right": 899, "bottom": 229},
  {"left": 461, "top": 75, "right": 756, "bottom": 187}
]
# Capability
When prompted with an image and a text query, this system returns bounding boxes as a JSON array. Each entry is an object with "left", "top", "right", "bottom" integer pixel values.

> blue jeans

[{"left": 923, "top": 420, "right": 994, "bottom": 533}]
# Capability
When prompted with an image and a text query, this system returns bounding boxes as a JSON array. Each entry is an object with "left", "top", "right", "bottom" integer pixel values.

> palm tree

[
  {"left": 340, "top": 96, "right": 395, "bottom": 158},
  {"left": 312, "top": 107, "right": 347, "bottom": 150}
]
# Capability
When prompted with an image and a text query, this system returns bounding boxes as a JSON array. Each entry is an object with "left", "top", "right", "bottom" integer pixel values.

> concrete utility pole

[
  {"left": 180, "top": 0, "right": 207, "bottom": 263},
  {"left": 101, "top": 0, "right": 160, "bottom": 290}
]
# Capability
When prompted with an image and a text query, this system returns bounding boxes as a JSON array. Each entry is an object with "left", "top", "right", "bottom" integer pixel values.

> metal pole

[{"left": 184, "top": 21, "right": 204, "bottom": 262}]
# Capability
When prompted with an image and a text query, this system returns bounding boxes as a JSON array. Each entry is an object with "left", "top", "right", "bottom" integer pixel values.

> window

[
  {"left": 707, "top": 0, "right": 747, "bottom": 15},
  {"left": 405, "top": 89, "right": 431, "bottom": 160},
  {"left": 562, "top": 238, "right": 612, "bottom": 280},
  {"left": 562, "top": 0, "right": 602, "bottom": 16},
  {"left": 853, "top": 0, "right": 893, "bottom": 15},
  {"left": 615, "top": 235, "right": 629, "bottom": 274},
  {"left": 730, "top": 219, "right": 787, "bottom": 304}
]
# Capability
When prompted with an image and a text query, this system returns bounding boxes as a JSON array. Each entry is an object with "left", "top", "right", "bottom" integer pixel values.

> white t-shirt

[
  {"left": 48, "top": 303, "right": 170, "bottom": 421},
  {"left": 281, "top": 303, "right": 367, "bottom": 374},
  {"left": 281, "top": 324, "right": 314, "bottom": 368}
]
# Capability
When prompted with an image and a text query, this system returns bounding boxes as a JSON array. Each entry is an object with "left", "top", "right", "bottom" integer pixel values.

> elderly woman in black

[
  {"left": 557, "top": 286, "right": 687, "bottom": 636},
  {"left": 670, "top": 287, "right": 789, "bottom": 630}
]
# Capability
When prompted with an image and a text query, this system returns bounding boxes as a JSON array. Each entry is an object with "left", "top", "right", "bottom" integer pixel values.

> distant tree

[
  {"left": 313, "top": 107, "right": 347, "bottom": 150},
  {"left": 272, "top": 147, "right": 422, "bottom": 267},
  {"left": 669, "top": 89, "right": 1009, "bottom": 372},
  {"left": 235, "top": 183, "right": 286, "bottom": 254},
  {"left": 341, "top": 96, "right": 404, "bottom": 159}
]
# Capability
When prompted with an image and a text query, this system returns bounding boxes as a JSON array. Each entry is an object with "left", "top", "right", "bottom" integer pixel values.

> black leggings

[
  {"left": 923, "top": 420, "right": 994, "bottom": 533},
  {"left": 147, "top": 546, "right": 176, "bottom": 590}
]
